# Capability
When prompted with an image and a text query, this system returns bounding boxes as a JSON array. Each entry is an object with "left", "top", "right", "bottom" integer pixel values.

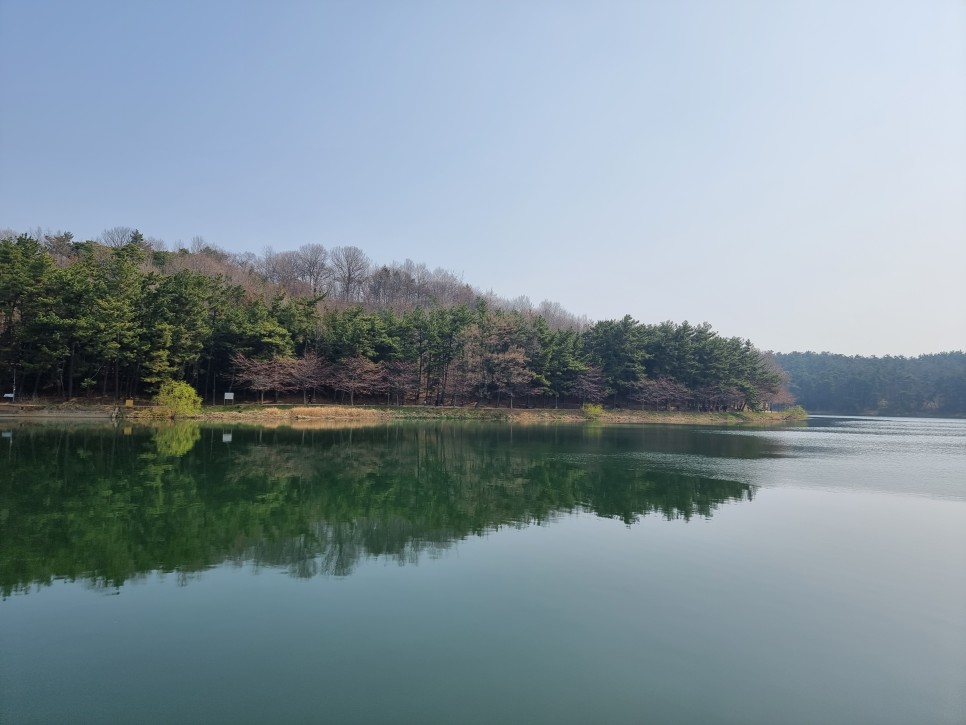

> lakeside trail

[{"left": 0, "top": 401, "right": 807, "bottom": 427}]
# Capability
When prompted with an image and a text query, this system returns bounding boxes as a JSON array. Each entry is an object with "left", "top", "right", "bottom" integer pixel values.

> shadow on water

[{"left": 0, "top": 422, "right": 764, "bottom": 595}]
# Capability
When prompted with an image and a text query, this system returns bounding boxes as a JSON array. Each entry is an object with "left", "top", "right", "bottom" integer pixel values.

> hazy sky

[{"left": 1, "top": 1, "right": 963, "bottom": 355}]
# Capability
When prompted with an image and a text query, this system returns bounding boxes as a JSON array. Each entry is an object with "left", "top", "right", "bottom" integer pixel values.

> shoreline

[{"left": 0, "top": 402, "right": 807, "bottom": 427}]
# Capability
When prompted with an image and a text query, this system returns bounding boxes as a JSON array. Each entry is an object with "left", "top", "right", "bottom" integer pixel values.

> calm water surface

[{"left": 1, "top": 417, "right": 964, "bottom": 724}]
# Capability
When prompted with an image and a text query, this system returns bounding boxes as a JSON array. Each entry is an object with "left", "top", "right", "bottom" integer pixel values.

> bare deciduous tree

[
  {"left": 492, "top": 346, "right": 531, "bottom": 408},
  {"left": 272, "top": 251, "right": 303, "bottom": 290},
  {"left": 384, "top": 359, "right": 419, "bottom": 405},
  {"left": 294, "top": 243, "right": 329, "bottom": 295},
  {"left": 366, "top": 266, "right": 395, "bottom": 307},
  {"left": 288, "top": 352, "right": 324, "bottom": 403},
  {"left": 232, "top": 353, "right": 275, "bottom": 403},
  {"left": 232, "top": 353, "right": 304, "bottom": 403},
  {"left": 632, "top": 377, "right": 691, "bottom": 411},
  {"left": 538, "top": 299, "right": 585, "bottom": 331},
  {"left": 572, "top": 366, "right": 606, "bottom": 404},
  {"left": 330, "top": 246, "right": 371, "bottom": 302},
  {"left": 332, "top": 356, "right": 384, "bottom": 405},
  {"left": 100, "top": 226, "right": 135, "bottom": 248}
]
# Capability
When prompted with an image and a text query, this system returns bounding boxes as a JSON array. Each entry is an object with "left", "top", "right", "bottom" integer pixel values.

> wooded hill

[
  {"left": 775, "top": 351, "right": 966, "bottom": 417},
  {"left": 0, "top": 228, "right": 788, "bottom": 410}
]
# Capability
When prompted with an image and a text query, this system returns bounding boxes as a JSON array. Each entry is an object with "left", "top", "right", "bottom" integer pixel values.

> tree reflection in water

[{"left": 0, "top": 423, "right": 768, "bottom": 595}]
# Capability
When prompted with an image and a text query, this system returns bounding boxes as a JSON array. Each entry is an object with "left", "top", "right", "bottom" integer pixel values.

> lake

[{"left": 1, "top": 417, "right": 964, "bottom": 724}]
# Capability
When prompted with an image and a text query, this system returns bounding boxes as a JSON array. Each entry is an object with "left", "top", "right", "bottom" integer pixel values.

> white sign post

[{"left": 223, "top": 392, "right": 235, "bottom": 404}]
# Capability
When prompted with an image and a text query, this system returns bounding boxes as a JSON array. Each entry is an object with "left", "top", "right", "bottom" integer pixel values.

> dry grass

[
  {"left": 256, "top": 406, "right": 289, "bottom": 418},
  {"left": 192, "top": 404, "right": 388, "bottom": 429},
  {"left": 200, "top": 405, "right": 797, "bottom": 427},
  {"left": 264, "top": 418, "right": 386, "bottom": 430},
  {"left": 510, "top": 410, "right": 587, "bottom": 424},
  {"left": 2, "top": 400, "right": 803, "bottom": 428},
  {"left": 291, "top": 405, "right": 386, "bottom": 419}
]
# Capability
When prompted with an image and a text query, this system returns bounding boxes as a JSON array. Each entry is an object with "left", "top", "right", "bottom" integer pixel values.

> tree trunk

[
  {"left": 67, "top": 344, "right": 76, "bottom": 399},
  {"left": 203, "top": 356, "right": 211, "bottom": 404},
  {"left": 416, "top": 355, "right": 423, "bottom": 404}
]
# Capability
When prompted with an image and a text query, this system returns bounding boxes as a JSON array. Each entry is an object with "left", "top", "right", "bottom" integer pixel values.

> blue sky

[{"left": 1, "top": 0, "right": 963, "bottom": 355}]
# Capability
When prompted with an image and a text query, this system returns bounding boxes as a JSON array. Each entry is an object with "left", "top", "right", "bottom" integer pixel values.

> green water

[{"left": 1, "top": 418, "right": 964, "bottom": 724}]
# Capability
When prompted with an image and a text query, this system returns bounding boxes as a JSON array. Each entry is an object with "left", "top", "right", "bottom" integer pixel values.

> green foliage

[
  {"left": 782, "top": 405, "right": 808, "bottom": 420},
  {"left": 153, "top": 422, "right": 203, "bottom": 457},
  {"left": 318, "top": 306, "right": 390, "bottom": 361},
  {"left": 775, "top": 352, "right": 966, "bottom": 416},
  {"left": 0, "top": 235, "right": 63, "bottom": 391},
  {"left": 582, "top": 403, "right": 604, "bottom": 420},
  {"left": 154, "top": 380, "right": 202, "bottom": 417},
  {"left": 583, "top": 315, "right": 650, "bottom": 402}
]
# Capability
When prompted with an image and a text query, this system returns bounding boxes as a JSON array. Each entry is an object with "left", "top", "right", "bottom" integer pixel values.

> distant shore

[{"left": 0, "top": 401, "right": 806, "bottom": 426}]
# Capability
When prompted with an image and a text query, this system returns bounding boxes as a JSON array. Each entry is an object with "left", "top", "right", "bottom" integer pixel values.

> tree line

[
  {"left": 0, "top": 228, "right": 786, "bottom": 410},
  {"left": 775, "top": 351, "right": 966, "bottom": 417}
]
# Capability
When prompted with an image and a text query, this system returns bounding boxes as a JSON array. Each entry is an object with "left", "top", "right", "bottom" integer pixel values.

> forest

[
  {"left": 775, "top": 351, "right": 966, "bottom": 417},
  {"left": 0, "top": 228, "right": 787, "bottom": 411},
  {"left": 3, "top": 226, "right": 963, "bottom": 415}
]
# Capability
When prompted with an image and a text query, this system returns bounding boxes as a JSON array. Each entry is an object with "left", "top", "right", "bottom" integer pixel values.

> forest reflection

[{"left": 0, "top": 422, "right": 772, "bottom": 594}]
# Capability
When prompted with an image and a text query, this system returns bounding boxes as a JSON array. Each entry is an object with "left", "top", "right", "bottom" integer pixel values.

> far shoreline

[{"left": 0, "top": 401, "right": 807, "bottom": 427}]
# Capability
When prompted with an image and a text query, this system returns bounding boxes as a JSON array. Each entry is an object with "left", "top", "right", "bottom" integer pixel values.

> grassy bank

[{"left": 1, "top": 401, "right": 807, "bottom": 426}]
